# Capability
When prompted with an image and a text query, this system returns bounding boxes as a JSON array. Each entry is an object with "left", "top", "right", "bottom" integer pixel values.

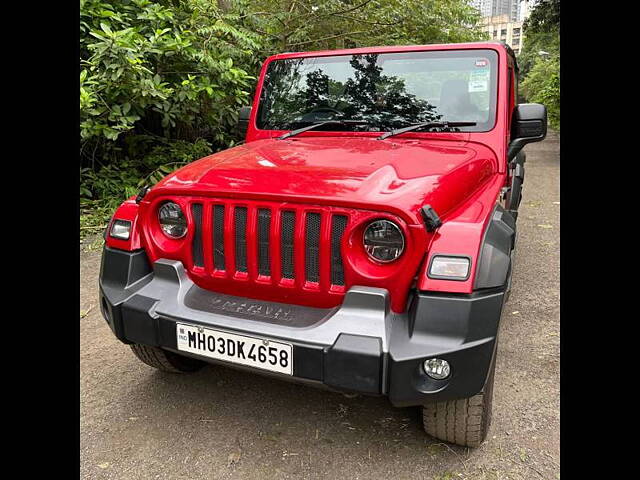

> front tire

[
  {"left": 421, "top": 360, "right": 495, "bottom": 448},
  {"left": 130, "top": 344, "right": 205, "bottom": 373}
]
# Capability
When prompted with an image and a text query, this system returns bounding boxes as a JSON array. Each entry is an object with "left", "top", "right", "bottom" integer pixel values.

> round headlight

[
  {"left": 158, "top": 202, "right": 187, "bottom": 238},
  {"left": 363, "top": 220, "right": 405, "bottom": 263}
]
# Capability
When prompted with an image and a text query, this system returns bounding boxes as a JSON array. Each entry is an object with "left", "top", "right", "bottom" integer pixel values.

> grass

[{"left": 80, "top": 204, "right": 110, "bottom": 253}]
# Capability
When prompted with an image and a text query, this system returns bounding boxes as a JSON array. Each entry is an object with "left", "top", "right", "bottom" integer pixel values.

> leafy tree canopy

[
  {"left": 523, "top": 0, "right": 560, "bottom": 35},
  {"left": 518, "top": 0, "right": 560, "bottom": 130},
  {"left": 79, "top": 0, "right": 488, "bottom": 239}
]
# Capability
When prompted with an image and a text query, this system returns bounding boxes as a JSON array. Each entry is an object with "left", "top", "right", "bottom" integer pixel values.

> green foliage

[
  {"left": 80, "top": 138, "right": 211, "bottom": 207},
  {"left": 234, "top": 0, "right": 485, "bottom": 54},
  {"left": 517, "top": 30, "right": 559, "bottom": 78},
  {"left": 80, "top": 0, "right": 256, "bottom": 144},
  {"left": 79, "top": 138, "right": 211, "bottom": 239},
  {"left": 523, "top": 0, "right": 560, "bottom": 35},
  {"left": 518, "top": 0, "right": 560, "bottom": 130},
  {"left": 520, "top": 54, "right": 559, "bottom": 130},
  {"left": 79, "top": 0, "right": 491, "bottom": 238}
]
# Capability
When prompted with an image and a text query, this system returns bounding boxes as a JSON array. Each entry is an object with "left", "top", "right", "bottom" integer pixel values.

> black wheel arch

[{"left": 473, "top": 205, "right": 516, "bottom": 290}]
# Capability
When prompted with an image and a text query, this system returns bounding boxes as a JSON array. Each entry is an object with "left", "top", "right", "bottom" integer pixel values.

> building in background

[
  {"left": 480, "top": 14, "right": 524, "bottom": 55},
  {"left": 470, "top": 0, "right": 538, "bottom": 23},
  {"left": 517, "top": 0, "right": 538, "bottom": 22},
  {"left": 470, "top": 0, "right": 520, "bottom": 21}
]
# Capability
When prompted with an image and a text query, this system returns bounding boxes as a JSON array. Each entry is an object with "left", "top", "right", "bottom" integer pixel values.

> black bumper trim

[
  {"left": 99, "top": 247, "right": 506, "bottom": 406},
  {"left": 99, "top": 247, "right": 153, "bottom": 343},
  {"left": 324, "top": 334, "right": 383, "bottom": 394}
]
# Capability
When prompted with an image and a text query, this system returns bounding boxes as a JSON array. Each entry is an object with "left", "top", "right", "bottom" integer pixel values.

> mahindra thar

[{"left": 99, "top": 41, "right": 546, "bottom": 447}]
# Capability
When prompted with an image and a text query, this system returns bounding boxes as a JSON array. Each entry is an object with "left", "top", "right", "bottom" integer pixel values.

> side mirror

[
  {"left": 237, "top": 106, "right": 252, "bottom": 141},
  {"left": 507, "top": 103, "right": 547, "bottom": 161}
]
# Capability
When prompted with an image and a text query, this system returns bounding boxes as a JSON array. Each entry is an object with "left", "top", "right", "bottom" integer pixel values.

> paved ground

[{"left": 80, "top": 133, "right": 559, "bottom": 480}]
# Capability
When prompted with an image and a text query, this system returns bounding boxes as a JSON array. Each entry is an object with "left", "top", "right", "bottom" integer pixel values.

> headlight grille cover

[
  {"left": 363, "top": 219, "right": 405, "bottom": 262},
  {"left": 158, "top": 201, "right": 187, "bottom": 238}
]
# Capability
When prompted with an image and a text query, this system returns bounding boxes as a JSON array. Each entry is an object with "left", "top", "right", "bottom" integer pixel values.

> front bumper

[{"left": 99, "top": 247, "right": 506, "bottom": 407}]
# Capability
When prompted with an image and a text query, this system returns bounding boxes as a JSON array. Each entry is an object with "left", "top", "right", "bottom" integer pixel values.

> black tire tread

[
  {"left": 129, "top": 344, "right": 204, "bottom": 373},
  {"left": 422, "top": 363, "right": 495, "bottom": 448}
]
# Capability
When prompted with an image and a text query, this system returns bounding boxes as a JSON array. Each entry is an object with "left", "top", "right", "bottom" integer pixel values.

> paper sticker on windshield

[{"left": 469, "top": 68, "right": 489, "bottom": 92}]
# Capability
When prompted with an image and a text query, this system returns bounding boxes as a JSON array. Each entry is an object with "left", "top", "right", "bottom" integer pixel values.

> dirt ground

[{"left": 80, "top": 133, "right": 559, "bottom": 480}]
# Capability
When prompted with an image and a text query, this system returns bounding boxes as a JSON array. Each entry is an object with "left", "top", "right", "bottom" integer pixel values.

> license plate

[{"left": 176, "top": 324, "right": 293, "bottom": 375}]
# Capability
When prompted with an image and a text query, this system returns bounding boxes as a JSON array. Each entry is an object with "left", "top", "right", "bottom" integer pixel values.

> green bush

[
  {"left": 80, "top": 0, "right": 257, "bottom": 144},
  {"left": 80, "top": 138, "right": 211, "bottom": 205},
  {"left": 517, "top": 0, "right": 559, "bottom": 130},
  {"left": 80, "top": 138, "right": 212, "bottom": 240},
  {"left": 520, "top": 55, "right": 559, "bottom": 131},
  {"left": 79, "top": 0, "right": 489, "bottom": 241}
]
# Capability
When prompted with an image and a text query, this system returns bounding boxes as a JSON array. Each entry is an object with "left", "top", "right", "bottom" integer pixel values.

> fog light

[{"left": 423, "top": 358, "right": 450, "bottom": 380}]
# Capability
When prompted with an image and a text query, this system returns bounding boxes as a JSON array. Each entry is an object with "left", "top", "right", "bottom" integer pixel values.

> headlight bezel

[
  {"left": 158, "top": 201, "right": 188, "bottom": 239},
  {"left": 427, "top": 255, "right": 471, "bottom": 281},
  {"left": 362, "top": 219, "right": 405, "bottom": 264}
]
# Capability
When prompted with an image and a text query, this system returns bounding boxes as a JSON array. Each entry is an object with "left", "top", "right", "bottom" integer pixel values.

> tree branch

[
  {"left": 330, "top": 13, "right": 406, "bottom": 27},
  {"left": 329, "top": 0, "right": 374, "bottom": 16},
  {"left": 288, "top": 30, "right": 370, "bottom": 47}
]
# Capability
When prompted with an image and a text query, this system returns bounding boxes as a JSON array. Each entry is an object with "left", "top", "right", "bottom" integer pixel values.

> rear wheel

[
  {"left": 421, "top": 360, "right": 495, "bottom": 447},
  {"left": 130, "top": 344, "right": 205, "bottom": 373}
]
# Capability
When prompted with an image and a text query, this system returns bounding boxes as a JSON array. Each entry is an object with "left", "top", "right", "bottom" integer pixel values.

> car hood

[{"left": 152, "top": 136, "right": 497, "bottom": 225}]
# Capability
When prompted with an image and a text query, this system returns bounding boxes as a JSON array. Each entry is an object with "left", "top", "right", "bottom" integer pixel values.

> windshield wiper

[
  {"left": 277, "top": 120, "right": 370, "bottom": 140},
  {"left": 377, "top": 121, "right": 477, "bottom": 140}
]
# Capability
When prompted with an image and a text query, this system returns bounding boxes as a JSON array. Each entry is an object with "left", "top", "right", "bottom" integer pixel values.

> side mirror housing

[
  {"left": 508, "top": 103, "right": 547, "bottom": 161},
  {"left": 237, "top": 106, "right": 252, "bottom": 141}
]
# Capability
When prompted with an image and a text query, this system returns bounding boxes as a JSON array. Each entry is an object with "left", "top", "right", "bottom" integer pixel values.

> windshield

[{"left": 257, "top": 49, "right": 498, "bottom": 133}]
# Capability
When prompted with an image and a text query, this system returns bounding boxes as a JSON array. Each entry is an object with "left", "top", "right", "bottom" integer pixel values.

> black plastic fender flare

[
  {"left": 505, "top": 150, "right": 526, "bottom": 220},
  {"left": 473, "top": 205, "right": 516, "bottom": 290}
]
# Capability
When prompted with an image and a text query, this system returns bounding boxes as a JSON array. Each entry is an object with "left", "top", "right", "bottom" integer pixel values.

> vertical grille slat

[
  {"left": 191, "top": 204, "right": 204, "bottom": 267},
  {"left": 331, "top": 215, "right": 348, "bottom": 286},
  {"left": 305, "top": 213, "right": 321, "bottom": 283},
  {"left": 213, "top": 205, "right": 225, "bottom": 270},
  {"left": 235, "top": 207, "right": 248, "bottom": 273},
  {"left": 202, "top": 200, "right": 349, "bottom": 292},
  {"left": 281, "top": 211, "right": 295, "bottom": 279},
  {"left": 257, "top": 209, "right": 271, "bottom": 276}
]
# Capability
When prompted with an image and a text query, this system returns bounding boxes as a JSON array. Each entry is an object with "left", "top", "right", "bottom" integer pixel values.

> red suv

[{"left": 100, "top": 41, "right": 546, "bottom": 447}]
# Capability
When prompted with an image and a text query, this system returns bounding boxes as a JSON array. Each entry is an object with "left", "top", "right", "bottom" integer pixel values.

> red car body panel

[
  {"left": 106, "top": 42, "right": 518, "bottom": 312},
  {"left": 149, "top": 136, "right": 497, "bottom": 226}
]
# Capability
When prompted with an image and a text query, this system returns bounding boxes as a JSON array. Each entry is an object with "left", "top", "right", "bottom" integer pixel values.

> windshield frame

[{"left": 254, "top": 47, "right": 500, "bottom": 135}]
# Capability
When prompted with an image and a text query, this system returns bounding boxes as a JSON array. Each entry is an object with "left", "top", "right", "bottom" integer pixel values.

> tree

[
  {"left": 232, "top": 0, "right": 486, "bottom": 55},
  {"left": 79, "top": 0, "right": 492, "bottom": 237},
  {"left": 523, "top": 0, "right": 560, "bottom": 35},
  {"left": 80, "top": 0, "right": 259, "bottom": 147},
  {"left": 518, "top": 0, "right": 560, "bottom": 130},
  {"left": 519, "top": 0, "right": 560, "bottom": 76},
  {"left": 520, "top": 54, "right": 559, "bottom": 130}
]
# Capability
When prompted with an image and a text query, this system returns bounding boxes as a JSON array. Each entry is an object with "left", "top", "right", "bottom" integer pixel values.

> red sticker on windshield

[{"left": 475, "top": 59, "right": 488, "bottom": 67}]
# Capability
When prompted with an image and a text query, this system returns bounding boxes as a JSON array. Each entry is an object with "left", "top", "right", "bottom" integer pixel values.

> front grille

[
  {"left": 331, "top": 215, "right": 347, "bottom": 286},
  {"left": 213, "top": 205, "right": 225, "bottom": 270},
  {"left": 305, "top": 213, "right": 321, "bottom": 283},
  {"left": 281, "top": 211, "right": 296, "bottom": 280},
  {"left": 190, "top": 200, "right": 350, "bottom": 292},
  {"left": 257, "top": 209, "right": 271, "bottom": 276},
  {"left": 234, "top": 207, "right": 248, "bottom": 273},
  {"left": 191, "top": 204, "right": 204, "bottom": 267}
]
